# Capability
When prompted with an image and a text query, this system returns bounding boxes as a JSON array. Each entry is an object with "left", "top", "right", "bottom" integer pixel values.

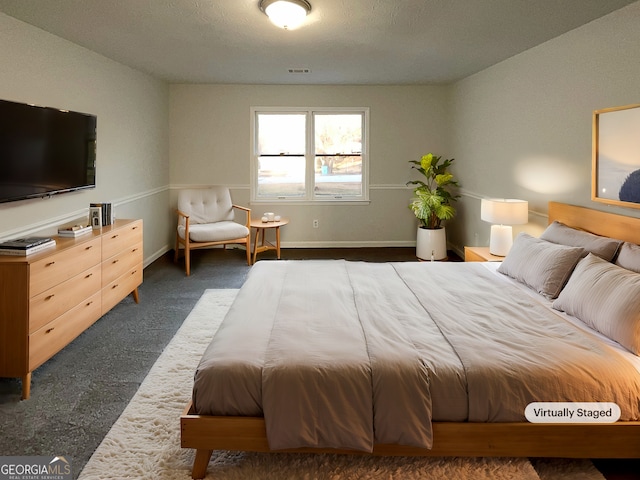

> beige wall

[
  {"left": 448, "top": 1, "right": 640, "bottom": 252},
  {"left": 0, "top": 13, "right": 171, "bottom": 264},
  {"left": 169, "top": 84, "right": 451, "bottom": 247},
  {"left": 171, "top": 2, "right": 640, "bottom": 253}
]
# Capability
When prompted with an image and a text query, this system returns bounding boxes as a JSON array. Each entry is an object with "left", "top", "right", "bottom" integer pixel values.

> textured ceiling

[{"left": 0, "top": 0, "right": 636, "bottom": 84}]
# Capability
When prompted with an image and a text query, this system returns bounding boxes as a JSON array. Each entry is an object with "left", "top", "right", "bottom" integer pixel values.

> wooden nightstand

[{"left": 464, "top": 246, "right": 504, "bottom": 262}]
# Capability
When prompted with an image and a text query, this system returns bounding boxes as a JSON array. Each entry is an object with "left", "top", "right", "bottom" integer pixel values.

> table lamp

[{"left": 481, "top": 198, "right": 529, "bottom": 256}]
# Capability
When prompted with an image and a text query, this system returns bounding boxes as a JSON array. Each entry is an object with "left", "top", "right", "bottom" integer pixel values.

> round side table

[{"left": 250, "top": 218, "right": 289, "bottom": 264}]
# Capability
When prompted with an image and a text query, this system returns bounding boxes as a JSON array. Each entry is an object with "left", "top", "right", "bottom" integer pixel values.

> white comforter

[{"left": 193, "top": 260, "right": 640, "bottom": 451}]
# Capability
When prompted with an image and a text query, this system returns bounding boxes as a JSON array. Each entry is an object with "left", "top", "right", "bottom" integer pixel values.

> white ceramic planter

[{"left": 416, "top": 226, "right": 447, "bottom": 261}]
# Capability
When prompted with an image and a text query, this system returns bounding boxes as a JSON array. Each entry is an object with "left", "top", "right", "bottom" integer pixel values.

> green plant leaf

[
  {"left": 435, "top": 173, "right": 453, "bottom": 186},
  {"left": 408, "top": 153, "right": 460, "bottom": 228},
  {"left": 420, "top": 153, "right": 433, "bottom": 171}
]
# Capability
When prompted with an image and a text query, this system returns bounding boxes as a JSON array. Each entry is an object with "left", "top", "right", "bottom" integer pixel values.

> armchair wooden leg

[{"left": 185, "top": 245, "right": 191, "bottom": 276}]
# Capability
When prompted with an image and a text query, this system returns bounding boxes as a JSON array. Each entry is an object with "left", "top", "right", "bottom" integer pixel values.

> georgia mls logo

[
  {"left": 0, "top": 455, "right": 72, "bottom": 480},
  {"left": 49, "top": 457, "right": 71, "bottom": 474}
]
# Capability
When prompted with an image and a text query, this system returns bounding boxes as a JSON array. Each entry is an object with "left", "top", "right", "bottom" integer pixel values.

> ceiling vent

[{"left": 288, "top": 68, "right": 311, "bottom": 74}]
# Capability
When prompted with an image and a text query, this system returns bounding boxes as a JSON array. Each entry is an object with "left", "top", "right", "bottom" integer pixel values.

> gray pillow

[
  {"left": 497, "top": 233, "right": 584, "bottom": 299},
  {"left": 553, "top": 253, "right": 640, "bottom": 355},
  {"left": 540, "top": 221, "right": 622, "bottom": 261},
  {"left": 615, "top": 242, "right": 640, "bottom": 273}
]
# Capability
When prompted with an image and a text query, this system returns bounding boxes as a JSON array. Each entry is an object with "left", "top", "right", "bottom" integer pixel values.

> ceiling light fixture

[{"left": 259, "top": 0, "right": 311, "bottom": 30}]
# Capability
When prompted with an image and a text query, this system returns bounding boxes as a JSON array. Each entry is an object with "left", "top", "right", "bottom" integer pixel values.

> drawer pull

[
  {"left": 85, "top": 245, "right": 93, "bottom": 250},
  {"left": 86, "top": 300, "right": 93, "bottom": 306},
  {"left": 112, "top": 284, "right": 118, "bottom": 289},
  {"left": 132, "top": 248, "right": 138, "bottom": 252},
  {"left": 46, "top": 261, "right": 56, "bottom": 267},
  {"left": 131, "top": 270, "right": 137, "bottom": 275},
  {"left": 46, "top": 327, "right": 55, "bottom": 334},
  {"left": 111, "top": 234, "right": 119, "bottom": 239},
  {"left": 85, "top": 273, "right": 93, "bottom": 279},
  {"left": 112, "top": 259, "right": 119, "bottom": 264},
  {"left": 45, "top": 294, "right": 55, "bottom": 301}
]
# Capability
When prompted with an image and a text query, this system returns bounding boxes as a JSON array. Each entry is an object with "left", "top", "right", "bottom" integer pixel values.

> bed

[{"left": 181, "top": 202, "right": 640, "bottom": 479}]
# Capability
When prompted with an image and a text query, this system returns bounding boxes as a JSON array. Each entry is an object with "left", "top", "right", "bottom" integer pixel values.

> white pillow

[
  {"left": 497, "top": 233, "right": 584, "bottom": 299},
  {"left": 615, "top": 242, "right": 640, "bottom": 273},
  {"left": 553, "top": 253, "right": 640, "bottom": 355},
  {"left": 540, "top": 221, "right": 622, "bottom": 261}
]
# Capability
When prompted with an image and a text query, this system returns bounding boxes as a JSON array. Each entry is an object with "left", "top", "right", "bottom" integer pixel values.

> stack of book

[
  {"left": 90, "top": 202, "right": 114, "bottom": 228},
  {"left": 0, "top": 237, "right": 56, "bottom": 256},
  {"left": 58, "top": 225, "right": 93, "bottom": 237}
]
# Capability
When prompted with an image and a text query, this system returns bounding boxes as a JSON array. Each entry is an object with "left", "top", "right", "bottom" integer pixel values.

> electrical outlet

[{"left": 313, "top": 219, "right": 319, "bottom": 228}]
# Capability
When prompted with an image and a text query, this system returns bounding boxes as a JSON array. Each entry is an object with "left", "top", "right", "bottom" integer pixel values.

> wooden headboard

[{"left": 548, "top": 202, "right": 640, "bottom": 245}]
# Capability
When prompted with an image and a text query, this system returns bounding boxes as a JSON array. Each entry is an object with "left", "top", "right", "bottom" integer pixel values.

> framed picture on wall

[{"left": 592, "top": 103, "right": 640, "bottom": 209}]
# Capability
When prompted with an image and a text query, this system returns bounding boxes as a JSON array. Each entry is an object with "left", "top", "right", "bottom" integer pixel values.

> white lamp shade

[
  {"left": 261, "top": 0, "right": 310, "bottom": 29},
  {"left": 481, "top": 199, "right": 529, "bottom": 225}
]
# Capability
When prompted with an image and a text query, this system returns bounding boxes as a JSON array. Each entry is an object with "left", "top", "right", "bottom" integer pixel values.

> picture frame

[
  {"left": 90, "top": 206, "right": 102, "bottom": 229},
  {"left": 592, "top": 103, "right": 640, "bottom": 209}
]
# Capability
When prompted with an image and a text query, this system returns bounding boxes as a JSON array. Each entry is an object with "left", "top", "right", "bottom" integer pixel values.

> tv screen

[{"left": 0, "top": 99, "right": 96, "bottom": 204}]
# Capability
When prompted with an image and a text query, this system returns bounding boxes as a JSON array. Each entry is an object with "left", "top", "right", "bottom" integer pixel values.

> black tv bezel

[{"left": 0, "top": 99, "right": 97, "bottom": 205}]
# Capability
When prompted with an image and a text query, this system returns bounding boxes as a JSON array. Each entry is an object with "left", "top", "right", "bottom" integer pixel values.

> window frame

[{"left": 250, "top": 106, "right": 370, "bottom": 204}]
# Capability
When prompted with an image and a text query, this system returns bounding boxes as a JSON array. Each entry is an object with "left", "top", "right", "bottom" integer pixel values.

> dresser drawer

[
  {"left": 101, "top": 266, "right": 143, "bottom": 315},
  {"left": 29, "top": 291, "right": 101, "bottom": 370},
  {"left": 30, "top": 238, "right": 101, "bottom": 297},
  {"left": 29, "top": 264, "right": 101, "bottom": 334},
  {"left": 102, "top": 220, "right": 143, "bottom": 261},
  {"left": 102, "top": 241, "right": 143, "bottom": 287}
]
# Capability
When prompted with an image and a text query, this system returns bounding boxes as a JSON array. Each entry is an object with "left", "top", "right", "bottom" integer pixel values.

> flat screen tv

[{"left": 0, "top": 98, "right": 96, "bottom": 204}]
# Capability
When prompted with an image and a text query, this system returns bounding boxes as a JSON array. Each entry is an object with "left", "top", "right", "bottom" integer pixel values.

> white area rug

[{"left": 79, "top": 289, "right": 605, "bottom": 480}]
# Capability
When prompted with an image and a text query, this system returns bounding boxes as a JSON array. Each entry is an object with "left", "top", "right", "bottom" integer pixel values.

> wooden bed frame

[{"left": 181, "top": 201, "right": 640, "bottom": 479}]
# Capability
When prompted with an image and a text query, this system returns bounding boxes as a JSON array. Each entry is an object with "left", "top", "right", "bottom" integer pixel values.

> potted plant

[{"left": 407, "top": 153, "right": 459, "bottom": 260}]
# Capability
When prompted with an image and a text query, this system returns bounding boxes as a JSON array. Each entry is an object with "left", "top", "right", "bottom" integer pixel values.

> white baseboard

[
  {"left": 144, "top": 245, "right": 172, "bottom": 268},
  {"left": 282, "top": 242, "right": 464, "bottom": 260},
  {"left": 280, "top": 240, "right": 415, "bottom": 248},
  {"left": 163, "top": 242, "right": 466, "bottom": 263}
]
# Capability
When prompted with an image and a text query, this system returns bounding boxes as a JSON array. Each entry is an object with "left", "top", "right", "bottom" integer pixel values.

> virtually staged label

[{"left": 525, "top": 402, "right": 621, "bottom": 423}]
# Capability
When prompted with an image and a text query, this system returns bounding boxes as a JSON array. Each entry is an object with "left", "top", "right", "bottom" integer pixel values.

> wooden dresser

[{"left": 0, "top": 219, "right": 143, "bottom": 399}]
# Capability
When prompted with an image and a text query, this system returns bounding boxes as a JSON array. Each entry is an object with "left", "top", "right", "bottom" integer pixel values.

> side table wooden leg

[
  {"left": 132, "top": 287, "right": 140, "bottom": 304},
  {"left": 252, "top": 228, "right": 259, "bottom": 264},
  {"left": 21, "top": 372, "right": 31, "bottom": 400},
  {"left": 275, "top": 226, "right": 282, "bottom": 259}
]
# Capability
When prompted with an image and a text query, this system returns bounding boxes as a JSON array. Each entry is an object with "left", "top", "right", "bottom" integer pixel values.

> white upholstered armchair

[{"left": 174, "top": 187, "right": 251, "bottom": 276}]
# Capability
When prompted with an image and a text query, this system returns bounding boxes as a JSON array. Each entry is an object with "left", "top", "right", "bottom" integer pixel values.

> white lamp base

[{"left": 489, "top": 224, "right": 513, "bottom": 257}]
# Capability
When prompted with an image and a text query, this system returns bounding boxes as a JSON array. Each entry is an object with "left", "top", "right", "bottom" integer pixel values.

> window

[{"left": 251, "top": 107, "right": 369, "bottom": 202}]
